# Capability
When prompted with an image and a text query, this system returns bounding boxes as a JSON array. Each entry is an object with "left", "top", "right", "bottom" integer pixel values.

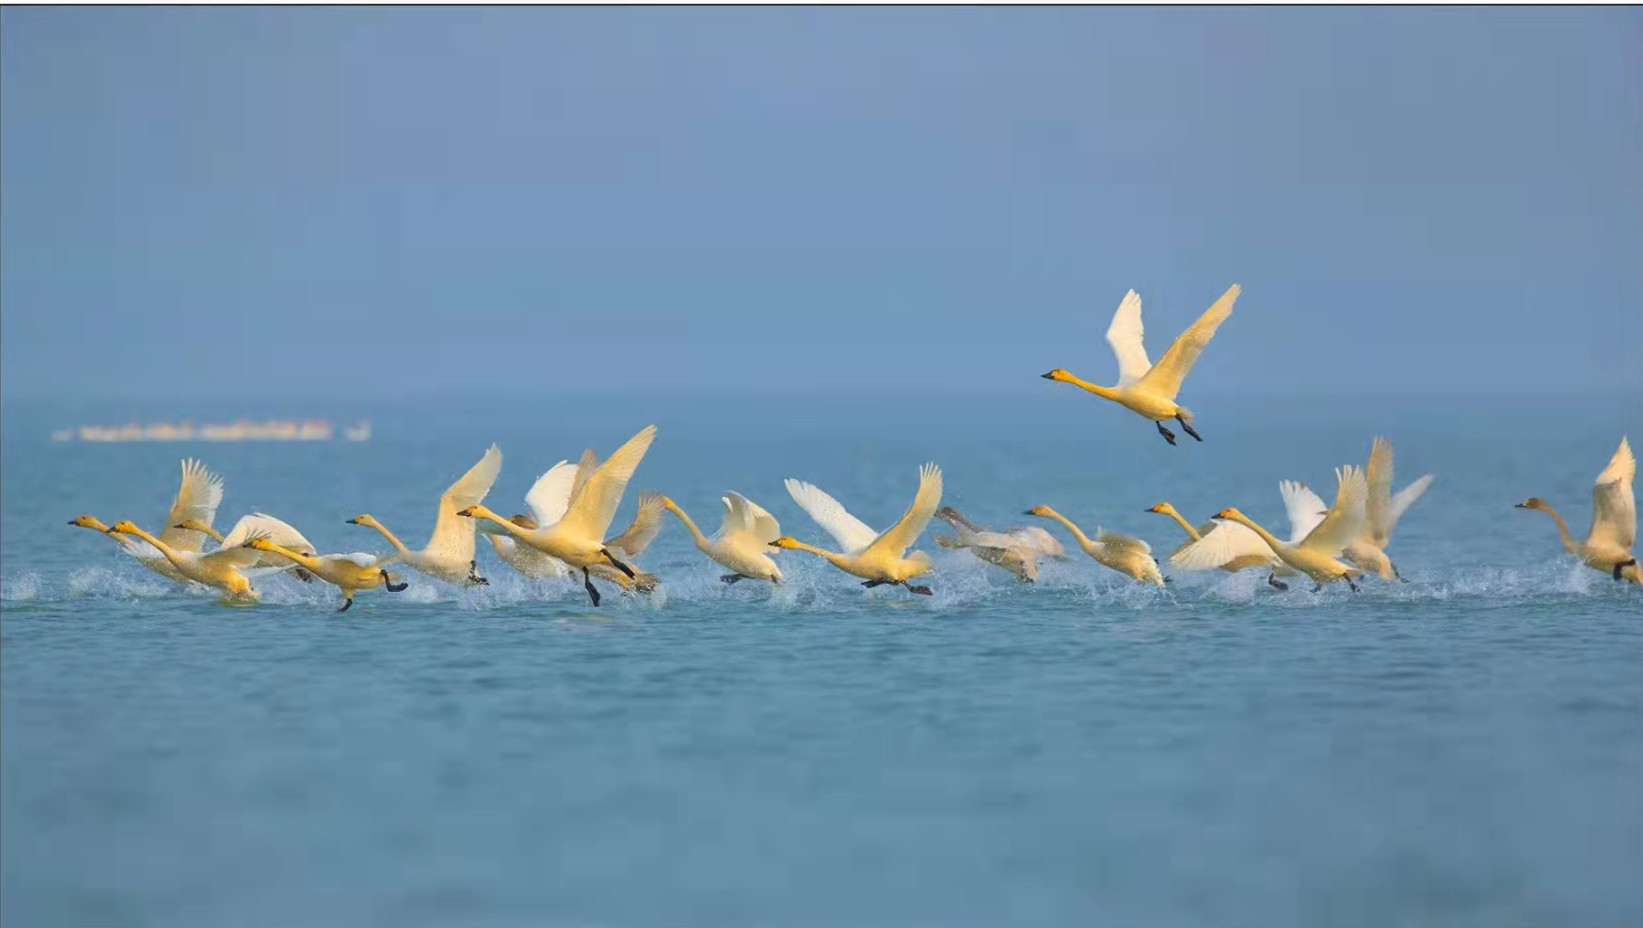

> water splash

[{"left": 1, "top": 571, "right": 42, "bottom": 601}]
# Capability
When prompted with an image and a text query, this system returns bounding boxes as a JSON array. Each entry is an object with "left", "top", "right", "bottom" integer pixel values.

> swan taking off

[
  {"left": 103, "top": 519, "right": 263, "bottom": 600},
  {"left": 1151, "top": 487, "right": 1329, "bottom": 591},
  {"left": 242, "top": 537, "right": 407, "bottom": 612},
  {"left": 173, "top": 512, "right": 321, "bottom": 583},
  {"left": 475, "top": 458, "right": 578, "bottom": 580},
  {"left": 1024, "top": 506, "right": 1164, "bottom": 585},
  {"left": 347, "top": 444, "right": 502, "bottom": 586},
  {"left": 664, "top": 492, "right": 784, "bottom": 585},
  {"left": 1210, "top": 465, "right": 1369, "bottom": 591},
  {"left": 1042, "top": 285, "right": 1240, "bottom": 445},
  {"left": 776, "top": 463, "right": 943, "bottom": 595},
  {"left": 460, "top": 425, "right": 658, "bottom": 606},
  {"left": 931, "top": 506, "right": 1051, "bottom": 582},
  {"left": 1517, "top": 436, "right": 1638, "bottom": 584},
  {"left": 69, "top": 458, "right": 225, "bottom": 584},
  {"left": 1343, "top": 436, "right": 1435, "bottom": 581}
]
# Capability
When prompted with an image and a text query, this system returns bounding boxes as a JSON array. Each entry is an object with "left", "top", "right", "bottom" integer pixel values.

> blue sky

[{"left": 3, "top": 6, "right": 1639, "bottom": 402}]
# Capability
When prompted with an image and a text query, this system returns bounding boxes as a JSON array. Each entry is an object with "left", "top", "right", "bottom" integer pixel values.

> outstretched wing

[
  {"left": 784, "top": 478, "right": 879, "bottom": 554},
  {"left": 723, "top": 491, "right": 781, "bottom": 545},
  {"left": 1589, "top": 437, "right": 1636, "bottom": 552},
  {"left": 1362, "top": 436, "right": 1395, "bottom": 545},
  {"left": 556, "top": 426, "right": 658, "bottom": 542},
  {"left": 1299, "top": 466, "right": 1368, "bottom": 555},
  {"left": 524, "top": 460, "right": 577, "bottom": 527},
  {"left": 1104, "top": 290, "right": 1152, "bottom": 386},
  {"left": 158, "top": 459, "right": 225, "bottom": 552},
  {"left": 566, "top": 448, "right": 600, "bottom": 514},
  {"left": 863, "top": 463, "right": 944, "bottom": 559},
  {"left": 1385, "top": 474, "right": 1435, "bottom": 538},
  {"left": 219, "top": 513, "right": 315, "bottom": 552},
  {"left": 1093, "top": 526, "right": 1152, "bottom": 556},
  {"left": 1169, "top": 519, "right": 1275, "bottom": 570},
  {"left": 606, "top": 490, "right": 666, "bottom": 557},
  {"left": 1008, "top": 525, "right": 1066, "bottom": 558},
  {"left": 1137, "top": 283, "right": 1239, "bottom": 400},
  {"left": 1279, "top": 480, "right": 1330, "bottom": 545},
  {"left": 425, "top": 443, "right": 503, "bottom": 564}
]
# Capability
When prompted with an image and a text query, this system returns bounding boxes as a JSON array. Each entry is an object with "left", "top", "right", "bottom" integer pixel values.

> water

[{"left": 3, "top": 390, "right": 1640, "bottom": 927}]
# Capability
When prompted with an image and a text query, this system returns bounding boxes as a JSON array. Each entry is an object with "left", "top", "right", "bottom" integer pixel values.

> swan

[
  {"left": 68, "top": 458, "right": 224, "bottom": 584},
  {"left": 1042, "top": 285, "right": 1240, "bottom": 445},
  {"left": 1024, "top": 506, "right": 1164, "bottom": 585},
  {"left": 774, "top": 463, "right": 943, "bottom": 595},
  {"left": 1343, "top": 436, "right": 1435, "bottom": 581},
  {"left": 172, "top": 512, "right": 320, "bottom": 582},
  {"left": 931, "top": 506, "right": 1046, "bottom": 582},
  {"left": 476, "top": 459, "right": 578, "bottom": 579},
  {"left": 458, "top": 425, "right": 657, "bottom": 605},
  {"left": 1148, "top": 494, "right": 1325, "bottom": 590},
  {"left": 347, "top": 443, "right": 502, "bottom": 585},
  {"left": 1517, "top": 436, "right": 1638, "bottom": 584},
  {"left": 662, "top": 492, "right": 784, "bottom": 585},
  {"left": 103, "top": 519, "right": 263, "bottom": 600},
  {"left": 242, "top": 537, "right": 408, "bottom": 612},
  {"left": 1209, "top": 465, "right": 1369, "bottom": 591}
]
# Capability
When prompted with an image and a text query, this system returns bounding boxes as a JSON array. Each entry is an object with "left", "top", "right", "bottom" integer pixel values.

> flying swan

[
  {"left": 347, "top": 444, "right": 503, "bottom": 586},
  {"left": 664, "top": 492, "right": 784, "bottom": 585},
  {"left": 1148, "top": 488, "right": 1330, "bottom": 591},
  {"left": 775, "top": 463, "right": 943, "bottom": 595},
  {"left": 1208, "top": 465, "right": 1369, "bottom": 591},
  {"left": 102, "top": 519, "right": 263, "bottom": 601},
  {"left": 69, "top": 458, "right": 225, "bottom": 584},
  {"left": 1024, "top": 505, "right": 1164, "bottom": 585},
  {"left": 242, "top": 537, "right": 408, "bottom": 612},
  {"left": 1516, "top": 436, "right": 1638, "bottom": 584},
  {"left": 1342, "top": 436, "right": 1434, "bottom": 581},
  {"left": 931, "top": 506, "right": 1057, "bottom": 582}
]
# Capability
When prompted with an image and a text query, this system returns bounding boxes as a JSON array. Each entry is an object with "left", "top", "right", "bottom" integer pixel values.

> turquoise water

[{"left": 3, "top": 391, "right": 1639, "bottom": 927}]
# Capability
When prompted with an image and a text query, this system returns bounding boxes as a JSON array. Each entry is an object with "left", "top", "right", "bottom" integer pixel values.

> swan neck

[
  {"left": 1041, "top": 508, "right": 1095, "bottom": 548},
  {"left": 126, "top": 526, "right": 184, "bottom": 566},
  {"left": 368, "top": 521, "right": 414, "bottom": 555},
  {"left": 1165, "top": 510, "right": 1201, "bottom": 540},
  {"left": 665, "top": 503, "right": 713, "bottom": 552},
  {"left": 1229, "top": 514, "right": 1286, "bottom": 552},
  {"left": 257, "top": 541, "right": 321, "bottom": 571},
  {"left": 1535, "top": 504, "right": 1580, "bottom": 554},
  {"left": 1064, "top": 374, "right": 1120, "bottom": 400},
  {"left": 789, "top": 539, "right": 846, "bottom": 566}
]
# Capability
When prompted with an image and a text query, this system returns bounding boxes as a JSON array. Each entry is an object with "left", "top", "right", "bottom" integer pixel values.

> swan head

[
  {"left": 243, "top": 536, "right": 277, "bottom": 552},
  {"left": 456, "top": 504, "right": 499, "bottom": 521},
  {"left": 1040, "top": 368, "right": 1072, "bottom": 382},
  {"left": 769, "top": 536, "right": 803, "bottom": 550},
  {"left": 69, "top": 515, "right": 110, "bottom": 531},
  {"left": 509, "top": 513, "right": 539, "bottom": 530},
  {"left": 1024, "top": 505, "right": 1053, "bottom": 518},
  {"left": 1213, "top": 507, "right": 1245, "bottom": 522},
  {"left": 172, "top": 518, "right": 212, "bottom": 533},
  {"left": 1146, "top": 503, "right": 1176, "bottom": 516},
  {"left": 106, "top": 519, "right": 141, "bottom": 535},
  {"left": 1514, "top": 497, "right": 1546, "bottom": 511},
  {"left": 346, "top": 514, "right": 380, "bottom": 528}
]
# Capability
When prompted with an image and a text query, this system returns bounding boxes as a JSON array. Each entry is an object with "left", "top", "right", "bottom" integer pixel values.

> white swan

[
  {"left": 476, "top": 459, "right": 578, "bottom": 579},
  {"left": 774, "top": 464, "right": 942, "bottom": 595},
  {"left": 458, "top": 425, "right": 657, "bottom": 605},
  {"left": 69, "top": 458, "right": 224, "bottom": 584},
  {"left": 173, "top": 512, "right": 321, "bottom": 582},
  {"left": 1024, "top": 505, "right": 1164, "bottom": 585},
  {"left": 347, "top": 444, "right": 502, "bottom": 585},
  {"left": 663, "top": 491, "right": 784, "bottom": 585},
  {"left": 1210, "top": 466, "right": 1369, "bottom": 591},
  {"left": 931, "top": 506, "right": 1046, "bottom": 582},
  {"left": 242, "top": 537, "right": 408, "bottom": 612},
  {"left": 1042, "top": 285, "right": 1240, "bottom": 445},
  {"left": 1343, "top": 436, "right": 1435, "bottom": 581},
  {"left": 103, "top": 519, "right": 263, "bottom": 600},
  {"left": 1517, "top": 436, "right": 1638, "bottom": 584},
  {"left": 1153, "top": 484, "right": 1329, "bottom": 590}
]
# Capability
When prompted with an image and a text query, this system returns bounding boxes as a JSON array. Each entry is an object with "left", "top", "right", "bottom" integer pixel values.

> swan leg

[
  {"left": 903, "top": 582, "right": 934, "bottom": 596},
  {"left": 1155, "top": 421, "right": 1178, "bottom": 445},
  {"left": 337, "top": 594, "right": 353, "bottom": 613},
  {"left": 720, "top": 574, "right": 747, "bottom": 585},
  {"left": 601, "top": 549, "right": 637, "bottom": 579},
  {"left": 1614, "top": 559, "right": 1635, "bottom": 581},
  {"left": 293, "top": 567, "right": 316, "bottom": 583},
  {"left": 466, "top": 560, "right": 489, "bottom": 585},
  {"left": 382, "top": 570, "right": 408, "bottom": 593},
  {"left": 1345, "top": 575, "right": 1360, "bottom": 593},
  {"left": 1391, "top": 561, "right": 1407, "bottom": 583},
  {"left": 1176, "top": 416, "right": 1202, "bottom": 442},
  {"left": 1312, "top": 582, "right": 1323, "bottom": 593},
  {"left": 861, "top": 579, "right": 891, "bottom": 588},
  {"left": 582, "top": 567, "right": 602, "bottom": 606},
  {"left": 1266, "top": 572, "right": 1289, "bottom": 592}
]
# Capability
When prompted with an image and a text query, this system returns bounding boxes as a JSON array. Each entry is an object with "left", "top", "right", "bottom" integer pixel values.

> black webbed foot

[
  {"left": 583, "top": 568, "right": 602, "bottom": 606},
  {"left": 1177, "top": 416, "right": 1202, "bottom": 441},
  {"left": 1156, "top": 421, "right": 1177, "bottom": 445},
  {"left": 1614, "top": 559, "right": 1636, "bottom": 581},
  {"left": 382, "top": 570, "right": 408, "bottom": 593},
  {"left": 861, "top": 579, "right": 890, "bottom": 588},
  {"left": 466, "top": 560, "right": 489, "bottom": 585},
  {"left": 904, "top": 583, "right": 933, "bottom": 596},
  {"left": 337, "top": 598, "right": 353, "bottom": 613},
  {"left": 721, "top": 574, "right": 746, "bottom": 585},
  {"left": 602, "top": 548, "right": 637, "bottom": 578},
  {"left": 1266, "top": 572, "right": 1289, "bottom": 592},
  {"left": 1346, "top": 575, "right": 1360, "bottom": 593}
]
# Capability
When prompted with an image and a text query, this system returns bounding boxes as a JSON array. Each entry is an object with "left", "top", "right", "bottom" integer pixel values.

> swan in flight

[
  {"left": 1343, "top": 436, "right": 1435, "bottom": 581},
  {"left": 241, "top": 537, "right": 407, "bottom": 612},
  {"left": 1024, "top": 506, "right": 1164, "bottom": 585},
  {"left": 68, "top": 458, "right": 224, "bottom": 584},
  {"left": 1517, "top": 436, "right": 1638, "bottom": 584},
  {"left": 476, "top": 459, "right": 578, "bottom": 580},
  {"left": 1209, "top": 466, "right": 1369, "bottom": 591},
  {"left": 1042, "top": 285, "right": 1240, "bottom": 445},
  {"left": 1148, "top": 493, "right": 1325, "bottom": 591},
  {"left": 459, "top": 425, "right": 657, "bottom": 605},
  {"left": 931, "top": 506, "right": 1052, "bottom": 582},
  {"left": 774, "top": 463, "right": 943, "bottom": 595},
  {"left": 347, "top": 444, "right": 502, "bottom": 586},
  {"left": 173, "top": 512, "right": 320, "bottom": 582},
  {"left": 103, "top": 519, "right": 263, "bottom": 600},
  {"left": 663, "top": 491, "right": 784, "bottom": 585}
]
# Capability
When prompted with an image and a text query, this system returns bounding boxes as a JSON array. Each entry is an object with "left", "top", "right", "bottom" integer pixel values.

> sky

[{"left": 3, "top": 6, "right": 1640, "bottom": 404}]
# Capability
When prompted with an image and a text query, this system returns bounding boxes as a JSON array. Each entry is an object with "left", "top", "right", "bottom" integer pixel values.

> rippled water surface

[{"left": 3, "top": 392, "right": 1639, "bottom": 927}]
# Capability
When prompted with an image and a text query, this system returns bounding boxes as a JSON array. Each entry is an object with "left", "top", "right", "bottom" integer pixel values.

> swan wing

[
  {"left": 1589, "top": 437, "right": 1636, "bottom": 551},
  {"left": 1279, "top": 480, "right": 1330, "bottom": 545},
  {"left": 1094, "top": 526, "right": 1152, "bottom": 556},
  {"left": 524, "top": 460, "right": 577, "bottom": 527},
  {"left": 425, "top": 443, "right": 503, "bottom": 564},
  {"left": 1104, "top": 290, "right": 1153, "bottom": 386},
  {"left": 157, "top": 458, "right": 225, "bottom": 552},
  {"left": 724, "top": 492, "right": 781, "bottom": 544},
  {"left": 864, "top": 463, "right": 944, "bottom": 559},
  {"left": 1136, "top": 283, "right": 1239, "bottom": 400},
  {"left": 1007, "top": 526, "right": 1066, "bottom": 558},
  {"left": 606, "top": 490, "right": 665, "bottom": 557},
  {"left": 556, "top": 426, "right": 658, "bottom": 542},
  {"left": 1299, "top": 466, "right": 1368, "bottom": 555},
  {"left": 1362, "top": 436, "right": 1395, "bottom": 544},
  {"left": 329, "top": 553, "right": 380, "bottom": 569},
  {"left": 198, "top": 545, "right": 262, "bottom": 570},
  {"left": 1385, "top": 474, "right": 1435, "bottom": 536},
  {"left": 784, "top": 478, "right": 879, "bottom": 553},
  {"left": 1170, "top": 520, "right": 1274, "bottom": 570},
  {"left": 219, "top": 513, "right": 316, "bottom": 553},
  {"left": 566, "top": 447, "right": 600, "bottom": 514}
]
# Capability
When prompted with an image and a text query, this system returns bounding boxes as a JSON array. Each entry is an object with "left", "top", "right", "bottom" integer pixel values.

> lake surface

[{"left": 3, "top": 390, "right": 1639, "bottom": 927}]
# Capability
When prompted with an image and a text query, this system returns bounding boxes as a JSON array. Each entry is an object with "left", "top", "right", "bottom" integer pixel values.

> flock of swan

[{"left": 67, "top": 286, "right": 1639, "bottom": 610}]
